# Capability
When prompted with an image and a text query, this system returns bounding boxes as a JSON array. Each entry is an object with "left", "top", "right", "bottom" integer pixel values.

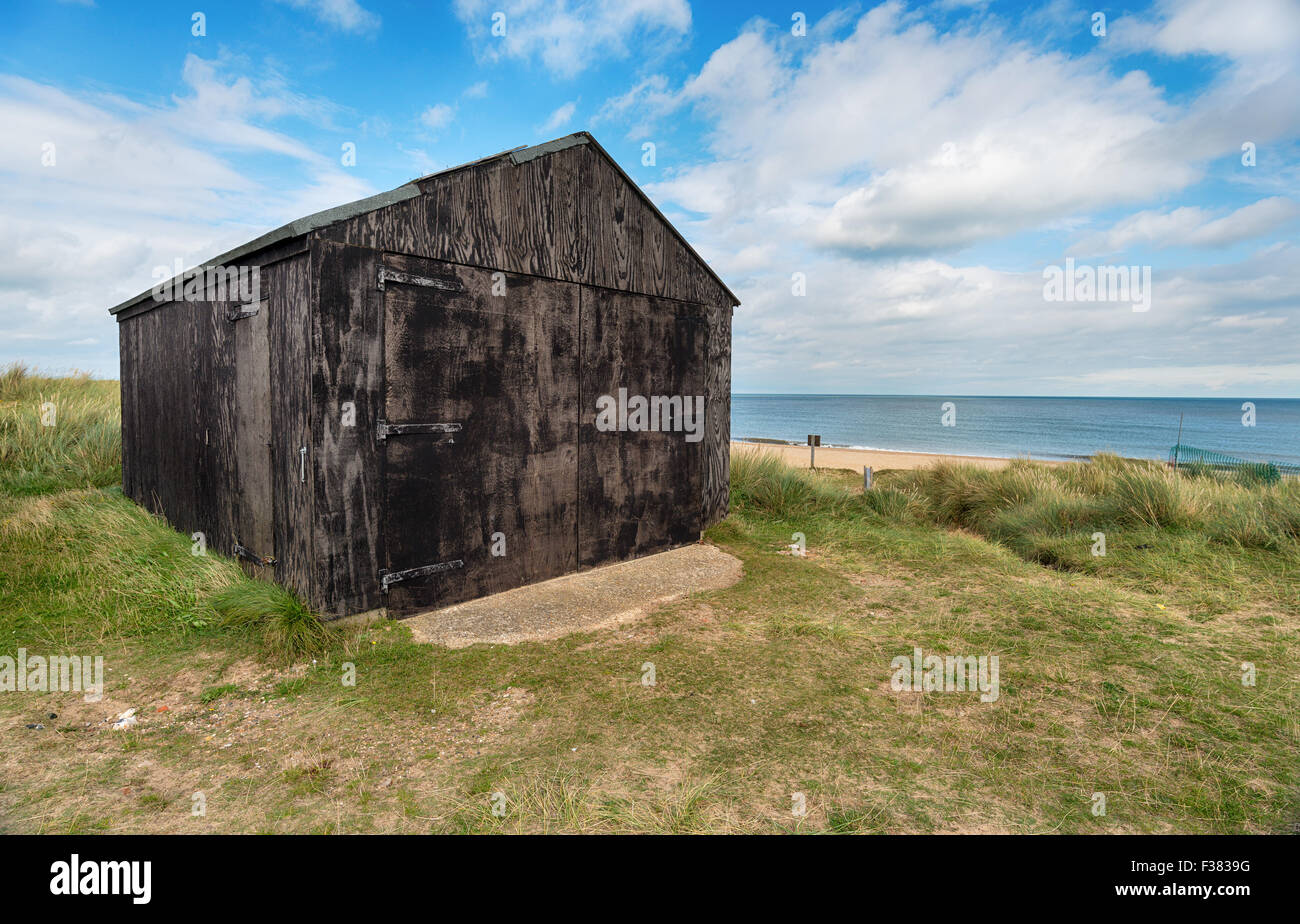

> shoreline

[{"left": 732, "top": 439, "right": 1074, "bottom": 471}]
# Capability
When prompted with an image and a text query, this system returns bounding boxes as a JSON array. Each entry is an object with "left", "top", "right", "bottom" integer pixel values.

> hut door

[
  {"left": 379, "top": 255, "right": 579, "bottom": 614},
  {"left": 232, "top": 296, "right": 275, "bottom": 574}
]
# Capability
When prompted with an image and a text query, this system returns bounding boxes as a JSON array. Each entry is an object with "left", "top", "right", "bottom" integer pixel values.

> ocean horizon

[{"left": 731, "top": 394, "right": 1300, "bottom": 466}]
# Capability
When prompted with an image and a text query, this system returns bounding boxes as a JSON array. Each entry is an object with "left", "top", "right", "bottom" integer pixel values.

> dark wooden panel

[
  {"left": 552, "top": 145, "right": 586, "bottom": 281},
  {"left": 641, "top": 199, "right": 668, "bottom": 298},
  {"left": 578, "top": 287, "right": 706, "bottom": 567},
  {"left": 268, "top": 255, "right": 314, "bottom": 602},
  {"left": 381, "top": 255, "right": 579, "bottom": 614},
  {"left": 580, "top": 145, "right": 640, "bottom": 293},
  {"left": 117, "top": 296, "right": 240, "bottom": 555},
  {"left": 118, "top": 318, "right": 136, "bottom": 500},
  {"left": 500, "top": 155, "right": 556, "bottom": 278},
  {"left": 703, "top": 302, "right": 732, "bottom": 526},
  {"left": 310, "top": 241, "right": 384, "bottom": 616},
  {"left": 201, "top": 293, "right": 240, "bottom": 558},
  {"left": 234, "top": 299, "right": 274, "bottom": 571}
]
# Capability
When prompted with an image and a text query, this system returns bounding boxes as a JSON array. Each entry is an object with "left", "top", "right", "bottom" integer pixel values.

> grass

[
  {"left": 0, "top": 364, "right": 121, "bottom": 497},
  {"left": 211, "top": 582, "right": 336, "bottom": 664},
  {"left": 1, "top": 370, "right": 1297, "bottom": 833}
]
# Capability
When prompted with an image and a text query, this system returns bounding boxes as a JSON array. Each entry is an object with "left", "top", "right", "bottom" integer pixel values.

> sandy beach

[{"left": 733, "top": 440, "right": 1071, "bottom": 472}]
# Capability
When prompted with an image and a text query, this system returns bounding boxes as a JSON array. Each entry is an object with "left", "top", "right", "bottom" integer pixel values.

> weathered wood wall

[
  {"left": 577, "top": 288, "right": 706, "bottom": 566},
  {"left": 118, "top": 295, "right": 240, "bottom": 554},
  {"left": 309, "top": 241, "right": 384, "bottom": 616},
  {"left": 702, "top": 301, "right": 732, "bottom": 526},
  {"left": 310, "top": 135, "right": 735, "bottom": 537},
  {"left": 117, "top": 251, "right": 308, "bottom": 592},
  {"left": 313, "top": 138, "right": 735, "bottom": 312},
  {"left": 266, "top": 253, "right": 314, "bottom": 600}
]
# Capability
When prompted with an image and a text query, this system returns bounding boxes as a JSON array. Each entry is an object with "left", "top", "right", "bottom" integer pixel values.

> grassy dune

[
  {"left": 0, "top": 364, "right": 120, "bottom": 497},
  {"left": 1, "top": 368, "right": 1297, "bottom": 833}
]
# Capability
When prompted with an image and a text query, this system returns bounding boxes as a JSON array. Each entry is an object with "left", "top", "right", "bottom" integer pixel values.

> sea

[{"left": 731, "top": 395, "right": 1300, "bottom": 466}]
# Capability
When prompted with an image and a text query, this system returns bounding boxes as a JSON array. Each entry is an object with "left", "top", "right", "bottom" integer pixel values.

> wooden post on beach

[
  {"left": 863, "top": 466, "right": 872, "bottom": 490},
  {"left": 807, "top": 434, "right": 820, "bottom": 469},
  {"left": 1174, "top": 412, "right": 1184, "bottom": 469}
]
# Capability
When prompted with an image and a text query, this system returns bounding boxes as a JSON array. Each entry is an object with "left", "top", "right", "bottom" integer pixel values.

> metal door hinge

[
  {"left": 375, "top": 420, "right": 462, "bottom": 443},
  {"left": 234, "top": 543, "right": 277, "bottom": 567},
  {"left": 227, "top": 297, "right": 266, "bottom": 322},
  {"left": 380, "top": 559, "right": 464, "bottom": 593},
  {"left": 377, "top": 267, "right": 464, "bottom": 292}
]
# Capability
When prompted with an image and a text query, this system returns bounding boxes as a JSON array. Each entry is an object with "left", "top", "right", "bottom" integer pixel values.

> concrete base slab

[{"left": 405, "top": 543, "right": 743, "bottom": 648}]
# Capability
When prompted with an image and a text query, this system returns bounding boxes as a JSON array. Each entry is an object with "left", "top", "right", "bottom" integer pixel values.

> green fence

[{"left": 1168, "top": 444, "right": 1300, "bottom": 482}]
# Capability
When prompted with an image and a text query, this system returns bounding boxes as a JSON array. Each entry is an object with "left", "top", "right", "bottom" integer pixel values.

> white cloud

[
  {"left": 0, "top": 61, "right": 372, "bottom": 375},
  {"left": 1116, "top": 0, "right": 1300, "bottom": 69},
  {"left": 726, "top": 243, "right": 1300, "bottom": 395},
  {"left": 651, "top": 5, "right": 1288, "bottom": 257},
  {"left": 539, "top": 100, "right": 578, "bottom": 135},
  {"left": 594, "top": 74, "right": 675, "bottom": 138},
  {"left": 420, "top": 103, "right": 456, "bottom": 132},
  {"left": 275, "top": 0, "right": 381, "bottom": 34},
  {"left": 453, "top": 0, "right": 691, "bottom": 78},
  {"left": 1074, "top": 198, "right": 1300, "bottom": 254},
  {"left": 633, "top": 1, "right": 1300, "bottom": 262},
  {"left": 1058, "top": 364, "right": 1300, "bottom": 392}
]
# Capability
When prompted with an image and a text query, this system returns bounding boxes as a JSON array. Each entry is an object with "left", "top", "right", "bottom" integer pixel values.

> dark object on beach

[{"left": 109, "top": 133, "right": 738, "bottom": 619}]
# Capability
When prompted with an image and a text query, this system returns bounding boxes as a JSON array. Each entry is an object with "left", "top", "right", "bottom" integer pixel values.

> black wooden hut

[{"left": 109, "top": 132, "right": 738, "bottom": 618}]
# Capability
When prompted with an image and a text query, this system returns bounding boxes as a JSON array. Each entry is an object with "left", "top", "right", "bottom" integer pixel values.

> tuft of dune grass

[
  {"left": 211, "top": 580, "right": 336, "bottom": 664},
  {"left": 0, "top": 364, "right": 121, "bottom": 497},
  {"left": 730, "top": 449, "right": 862, "bottom": 519}
]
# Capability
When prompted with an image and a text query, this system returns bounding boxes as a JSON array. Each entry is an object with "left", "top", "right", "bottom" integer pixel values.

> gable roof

[{"left": 109, "top": 131, "right": 737, "bottom": 316}]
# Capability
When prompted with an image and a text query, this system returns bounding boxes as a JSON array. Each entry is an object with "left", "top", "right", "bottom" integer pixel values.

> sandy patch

[{"left": 733, "top": 441, "right": 1071, "bottom": 472}]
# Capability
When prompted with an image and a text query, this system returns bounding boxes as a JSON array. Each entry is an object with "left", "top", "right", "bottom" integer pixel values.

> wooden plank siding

[
  {"left": 118, "top": 296, "right": 239, "bottom": 555},
  {"left": 577, "top": 287, "right": 707, "bottom": 567},
  {"left": 267, "top": 254, "right": 314, "bottom": 600},
  {"left": 308, "top": 136, "right": 736, "bottom": 541},
  {"left": 313, "top": 140, "right": 734, "bottom": 311},
  {"left": 117, "top": 258, "right": 310, "bottom": 587},
  {"left": 309, "top": 241, "right": 385, "bottom": 616},
  {"left": 702, "top": 301, "right": 732, "bottom": 526}
]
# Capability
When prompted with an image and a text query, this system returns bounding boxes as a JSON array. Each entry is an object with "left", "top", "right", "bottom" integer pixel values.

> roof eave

[{"left": 107, "top": 182, "right": 423, "bottom": 317}]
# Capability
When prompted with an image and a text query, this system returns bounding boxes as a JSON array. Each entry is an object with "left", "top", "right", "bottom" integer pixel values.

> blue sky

[{"left": 2, "top": 0, "right": 1298, "bottom": 395}]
